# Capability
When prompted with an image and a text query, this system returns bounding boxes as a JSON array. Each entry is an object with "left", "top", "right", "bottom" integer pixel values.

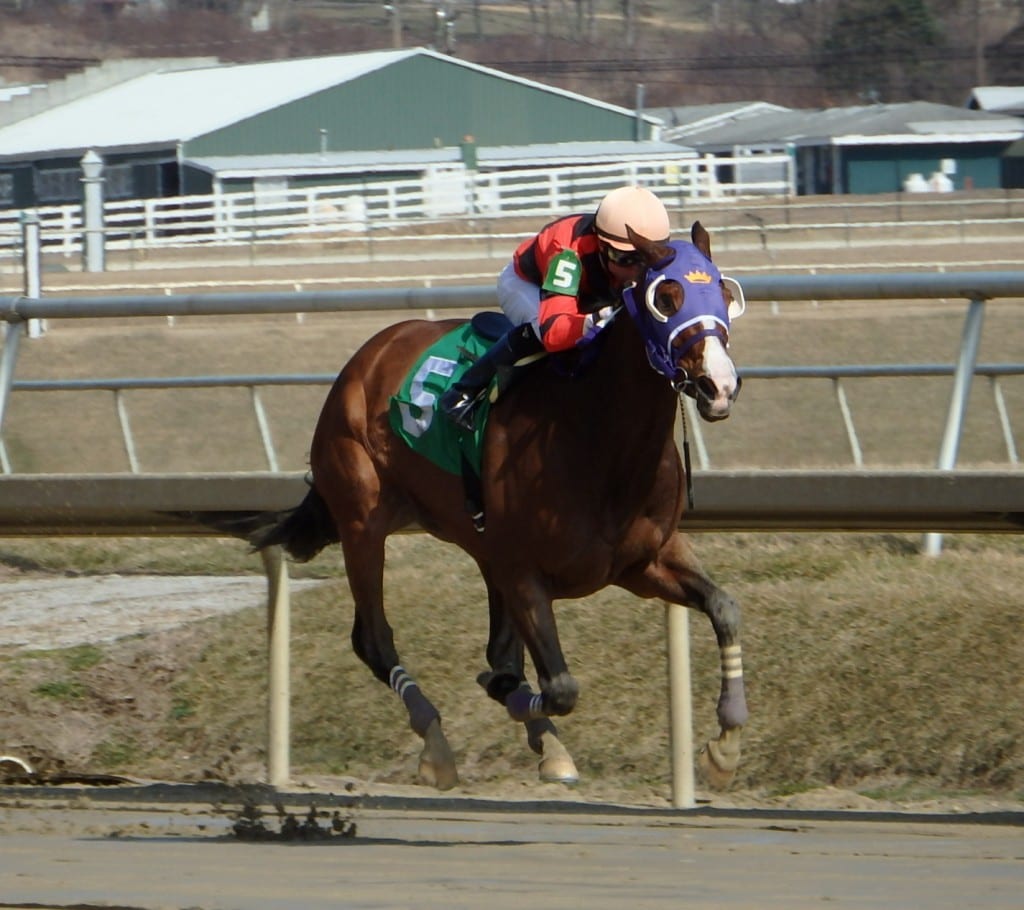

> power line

[{"left": 495, "top": 46, "right": 984, "bottom": 78}]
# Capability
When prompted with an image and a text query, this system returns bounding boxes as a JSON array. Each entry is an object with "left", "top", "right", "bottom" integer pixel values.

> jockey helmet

[{"left": 595, "top": 186, "right": 670, "bottom": 250}]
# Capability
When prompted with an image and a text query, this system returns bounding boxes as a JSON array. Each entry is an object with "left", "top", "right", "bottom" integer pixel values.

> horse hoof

[
  {"left": 538, "top": 755, "right": 579, "bottom": 784},
  {"left": 418, "top": 718, "right": 459, "bottom": 791},
  {"left": 534, "top": 729, "right": 579, "bottom": 784},
  {"left": 697, "top": 741, "right": 738, "bottom": 790}
]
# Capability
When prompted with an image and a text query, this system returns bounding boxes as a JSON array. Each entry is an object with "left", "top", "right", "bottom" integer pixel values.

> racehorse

[{"left": 248, "top": 222, "right": 748, "bottom": 790}]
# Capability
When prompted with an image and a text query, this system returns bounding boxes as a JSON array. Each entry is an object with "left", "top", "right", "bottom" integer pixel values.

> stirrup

[{"left": 440, "top": 387, "right": 484, "bottom": 431}]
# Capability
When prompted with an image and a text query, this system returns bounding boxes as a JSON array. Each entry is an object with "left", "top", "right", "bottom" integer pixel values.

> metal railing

[
  {"left": 4, "top": 274, "right": 1024, "bottom": 472},
  {"left": 2, "top": 269, "right": 1023, "bottom": 557}
]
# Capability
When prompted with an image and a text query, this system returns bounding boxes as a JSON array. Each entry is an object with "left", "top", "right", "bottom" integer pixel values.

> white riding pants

[{"left": 496, "top": 261, "right": 542, "bottom": 334}]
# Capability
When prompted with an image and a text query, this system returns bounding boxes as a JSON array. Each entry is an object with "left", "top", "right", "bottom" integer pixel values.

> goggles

[{"left": 601, "top": 243, "right": 644, "bottom": 268}]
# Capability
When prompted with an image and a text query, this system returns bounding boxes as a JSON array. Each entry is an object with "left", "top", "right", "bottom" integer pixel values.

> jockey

[{"left": 440, "top": 185, "right": 672, "bottom": 431}]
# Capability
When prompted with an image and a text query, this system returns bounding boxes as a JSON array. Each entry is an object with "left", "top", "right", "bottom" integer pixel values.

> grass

[
  {"left": 33, "top": 680, "right": 88, "bottom": 701},
  {"left": 3, "top": 531, "right": 1020, "bottom": 803}
]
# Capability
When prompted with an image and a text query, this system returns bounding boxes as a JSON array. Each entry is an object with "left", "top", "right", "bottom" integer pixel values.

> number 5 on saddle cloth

[{"left": 388, "top": 312, "right": 527, "bottom": 532}]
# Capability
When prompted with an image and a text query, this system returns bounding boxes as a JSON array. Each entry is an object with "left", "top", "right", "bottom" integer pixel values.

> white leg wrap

[
  {"left": 389, "top": 665, "right": 419, "bottom": 698},
  {"left": 720, "top": 644, "right": 743, "bottom": 680}
]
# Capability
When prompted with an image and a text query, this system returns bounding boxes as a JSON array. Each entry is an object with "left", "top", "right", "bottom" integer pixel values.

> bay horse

[{"left": 250, "top": 222, "right": 748, "bottom": 790}]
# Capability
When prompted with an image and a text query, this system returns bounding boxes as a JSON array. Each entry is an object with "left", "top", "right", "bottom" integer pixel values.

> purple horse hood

[{"left": 622, "top": 241, "right": 731, "bottom": 382}]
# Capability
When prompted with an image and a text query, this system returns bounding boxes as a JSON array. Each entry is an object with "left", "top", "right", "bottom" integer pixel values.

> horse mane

[{"left": 535, "top": 301, "right": 670, "bottom": 404}]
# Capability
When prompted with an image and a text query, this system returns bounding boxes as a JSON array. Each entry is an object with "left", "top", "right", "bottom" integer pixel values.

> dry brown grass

[{"left": 2, "top": 531, "right": 1021, "bottom": 805}]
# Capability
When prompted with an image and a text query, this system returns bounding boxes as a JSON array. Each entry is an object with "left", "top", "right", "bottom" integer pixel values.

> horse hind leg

[
  {"left": 523, "top": 694, "right": 579, "bottom": 784},
  {"left": 388, "top": 666, "right": 458, "bottom": 790},
  {"left": 478, "top": 580, "right": 579, "bottom": 784},
  {"left": 339, "top": 514, "right": 458, "bottom": 791}
]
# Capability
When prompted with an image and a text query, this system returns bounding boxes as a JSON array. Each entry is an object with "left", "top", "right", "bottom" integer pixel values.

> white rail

[{"left": 0, "top": 153, "right": 795, "bottom": 260}]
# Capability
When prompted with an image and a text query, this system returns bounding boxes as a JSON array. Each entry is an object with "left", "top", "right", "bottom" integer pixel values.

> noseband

[{"left": 668, "top": 318, "right": 736, "bottom": 400}]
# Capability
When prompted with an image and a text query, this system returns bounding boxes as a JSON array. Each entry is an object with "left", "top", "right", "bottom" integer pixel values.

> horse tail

[{"left": 248, "top": 484, "right": 339, "bottom": 563}]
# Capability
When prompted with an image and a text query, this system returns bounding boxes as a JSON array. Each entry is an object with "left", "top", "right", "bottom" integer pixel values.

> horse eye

[{"left": 653, "top": 282, "right": 681, "bottom": 318}]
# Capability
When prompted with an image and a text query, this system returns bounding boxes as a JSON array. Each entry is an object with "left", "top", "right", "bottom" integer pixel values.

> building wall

[
  {"left": 843, "top": 144, "right": 1004, "bottom": 194},
  {"left": 183, "top": 55, "right": 646, "bottom": 159}
]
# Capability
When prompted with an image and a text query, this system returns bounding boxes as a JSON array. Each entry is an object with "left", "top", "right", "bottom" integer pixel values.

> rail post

[
  {"left": 80, "top": 150, "right": 106, "bottom": 273},
  {"left": 261, "top": 545, "right": 291, "bottom": 787},
  {"left": 20, "top": 211, "right": 45, "bottom": 338},
  {"left": 665, "top": 601, "right": 696, "bottom": 809}
]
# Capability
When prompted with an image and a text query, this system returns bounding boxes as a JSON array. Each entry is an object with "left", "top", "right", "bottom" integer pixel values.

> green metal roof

[{"left": 0, "top": 48, "right": 658, "bottom": 162}]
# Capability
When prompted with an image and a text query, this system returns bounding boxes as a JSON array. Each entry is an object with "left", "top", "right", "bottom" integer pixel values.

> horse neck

[{"left": 590, "top": 314, "right": 678, "bottom": 455}]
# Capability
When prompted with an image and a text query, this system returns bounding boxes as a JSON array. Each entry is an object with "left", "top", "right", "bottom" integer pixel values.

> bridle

[{"left": 669, "top": 320, "right": 742, "bottom": 404}]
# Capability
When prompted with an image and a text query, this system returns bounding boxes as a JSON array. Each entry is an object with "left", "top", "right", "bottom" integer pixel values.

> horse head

[{"left": 621, "top": 222, "right": 745, "bottom": 421}]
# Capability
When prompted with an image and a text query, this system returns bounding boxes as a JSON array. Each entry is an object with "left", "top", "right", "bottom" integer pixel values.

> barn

[
  {"left": 0, "top": 48, "right": 664, "bottom": 210},
  {"left": 652, "top": 100, "right": 1024, "bottom": 194}
]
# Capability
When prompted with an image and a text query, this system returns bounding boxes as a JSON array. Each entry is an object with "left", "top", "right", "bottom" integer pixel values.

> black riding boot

[{"left": 440, "top": 323, "right": 545, "bottom": 431}]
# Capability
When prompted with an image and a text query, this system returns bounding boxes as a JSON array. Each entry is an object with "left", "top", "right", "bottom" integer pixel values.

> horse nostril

[
  {"left": 696, "top": 376, "right": 718, "bottom": 400},
  {"left": 733, "top": 375, "right": 743, "bottom": 401}
]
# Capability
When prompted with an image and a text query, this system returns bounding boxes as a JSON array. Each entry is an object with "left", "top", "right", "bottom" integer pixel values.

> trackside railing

[{"left": 4, "top": 271, "right": 1023, "bottom": 474}]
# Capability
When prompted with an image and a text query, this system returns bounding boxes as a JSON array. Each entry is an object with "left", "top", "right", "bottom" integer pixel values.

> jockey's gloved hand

[{"left": 579, "top": 305, "right": 618, "bottom": 345}]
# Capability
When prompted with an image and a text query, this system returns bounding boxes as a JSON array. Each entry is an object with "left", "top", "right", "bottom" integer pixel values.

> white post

[
  {"left": 665, "top": 601, "right": 696, "bottom": 809},
  {"left": 0, "top": 319, "right": 24, "bottom": 474},
  {"left": 261, "top": 545, "right": 291, "bottom": 787},
  {"left": 20, "top": 211, "right": 45, "bottom": 338},
  {"left": 80, "top": 149, "right": 106, "bottom": 273}
]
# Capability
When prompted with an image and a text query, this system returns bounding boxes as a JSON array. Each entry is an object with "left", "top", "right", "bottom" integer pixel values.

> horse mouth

[
  {"left": 697, "top": 400, "right": 731, "bottom": 422},
  {"left": 693, "top": 376, "right": 737, "bottom": 422}
]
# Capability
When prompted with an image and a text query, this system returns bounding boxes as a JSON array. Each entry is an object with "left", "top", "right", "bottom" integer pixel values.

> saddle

[{"left": 388, "top": 313, "right": 515, "bottom": 532}]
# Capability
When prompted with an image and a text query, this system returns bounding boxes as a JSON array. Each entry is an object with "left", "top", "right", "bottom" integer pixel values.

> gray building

[{"left": 652, "top": 100, "right": 1024, "bottom": 195}]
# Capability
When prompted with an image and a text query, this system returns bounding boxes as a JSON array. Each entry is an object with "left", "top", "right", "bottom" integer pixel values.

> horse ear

[
  {"left": 625, "top": 224, "right": 674, "bottom": 267},
  {"left": 721, "top": 276, "right": 746, "bottom": 320},
  {"left": 691, "top": 221, "right": 712, "bottom": 260}
]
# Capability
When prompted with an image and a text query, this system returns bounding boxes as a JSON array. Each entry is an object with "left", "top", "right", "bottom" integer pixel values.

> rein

[{"left": 676, "top": 391, "right": 695, "bottom": 511}]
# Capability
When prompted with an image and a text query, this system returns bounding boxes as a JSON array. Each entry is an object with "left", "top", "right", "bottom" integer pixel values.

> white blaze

[{"left": 699, "top": 320, "right": 738, "bottom": 416}]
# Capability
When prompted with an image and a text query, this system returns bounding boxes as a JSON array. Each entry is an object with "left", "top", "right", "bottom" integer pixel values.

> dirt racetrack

[{"left": 1, "top": 782, "right": 1022, "bottom": 910}]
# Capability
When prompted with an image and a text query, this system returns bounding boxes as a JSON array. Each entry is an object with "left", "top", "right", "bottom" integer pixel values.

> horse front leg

[
  {"left": 477, "top": 577, "right": 579, "bottom": 783},
  {"left": 694, "top": 583, "right": 747, "bottom": 789},
  {"left": 619, "top": 532, "right": 748, "bottom": 788}
]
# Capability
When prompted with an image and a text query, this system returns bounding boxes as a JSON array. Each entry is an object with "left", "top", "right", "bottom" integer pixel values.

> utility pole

[
  {"left": 384, "top": 2, "right": 402, "bottom": 49},
  {"left": 973, "top": 0, "right": 987, "bottom": 86},
  {"left": 434, "top": 1, "right": 458, "bottom": 54}
]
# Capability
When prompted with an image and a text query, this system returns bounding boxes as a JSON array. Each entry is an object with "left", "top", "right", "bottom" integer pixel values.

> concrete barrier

[{"left": 2, "top": 470, "right": 1021, "bottom": 537}]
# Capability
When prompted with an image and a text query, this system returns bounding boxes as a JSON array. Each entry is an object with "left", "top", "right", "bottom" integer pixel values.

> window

[
  {"left": 105, "top": 163, "right": 134, "bottom": 200},
  {"left": 35, "top": 168, "right": 80, "bottom": 203},
  {"left": 0, "top": 172, "right": 13, "bottom": 206},
  {"left": 34, "top": 163, "right": 135, "bottom": 202}
]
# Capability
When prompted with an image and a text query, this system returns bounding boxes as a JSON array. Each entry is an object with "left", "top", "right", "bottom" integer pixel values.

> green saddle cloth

[{"left": 388, "top": 322, "right": 493, "bottom": 476}]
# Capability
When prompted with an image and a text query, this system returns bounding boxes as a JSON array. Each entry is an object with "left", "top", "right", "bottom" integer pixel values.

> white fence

[{"left": 0, "top": 154, "right": 795, "bottom": 260}]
